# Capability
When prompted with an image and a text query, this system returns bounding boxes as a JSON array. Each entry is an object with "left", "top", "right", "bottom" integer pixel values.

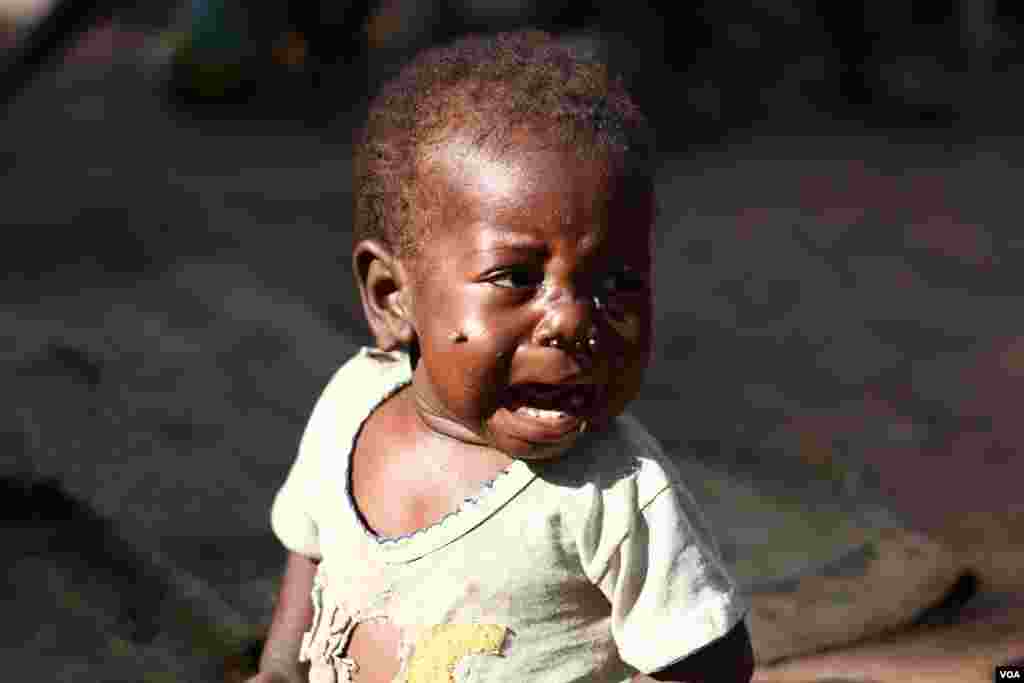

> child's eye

[{"left": 488, "top": 268, "right": 542, "bottom": 289}]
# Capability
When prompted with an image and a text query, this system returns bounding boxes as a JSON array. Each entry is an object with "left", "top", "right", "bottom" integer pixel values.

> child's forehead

[
  {"left": 405, "top": 124, "right": 654, "bottom": 258},
  {"left": 411, "top": 153, "right": 653, "bottom": 256},
  {"left": 417, "top": 123, "right": 641, "bottom": 198}
]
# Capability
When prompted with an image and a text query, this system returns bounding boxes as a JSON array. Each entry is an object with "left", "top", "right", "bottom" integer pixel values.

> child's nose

[{"left": 533, "top": 295, "right": 598, "bottom": 351}]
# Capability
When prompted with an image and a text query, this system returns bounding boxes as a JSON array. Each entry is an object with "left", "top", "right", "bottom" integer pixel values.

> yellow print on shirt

[{"left": 403, "top": 624, "right": 509, "bottom": 683}]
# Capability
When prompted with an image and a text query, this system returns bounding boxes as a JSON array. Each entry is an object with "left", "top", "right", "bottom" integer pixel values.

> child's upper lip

[
  {"left": 510, "top": 373, "right": 596, "bottom": 393},
  {"left": 507, "top": 379, "right": 600, "bottom": 410}
]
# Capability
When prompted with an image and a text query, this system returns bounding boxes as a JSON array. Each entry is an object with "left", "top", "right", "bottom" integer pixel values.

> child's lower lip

[{"left": 501, "top": 405, "right": 584, "bottom": 442}]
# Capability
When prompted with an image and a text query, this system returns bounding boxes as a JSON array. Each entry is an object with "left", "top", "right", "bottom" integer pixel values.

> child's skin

[{"left": 250, "top": 124, "right": 754, "bottom": 682}]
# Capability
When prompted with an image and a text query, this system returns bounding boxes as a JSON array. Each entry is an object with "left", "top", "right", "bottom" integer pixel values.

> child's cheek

[
  {"left": 427, "top": 313, "right": 513, "bottom": 413},
  {"left": 602, "top": 302, "right": 642, "bottom": 345},
  {"left": 600, "top": 295, "right": 652, "bottom": 358},
  {"left": 436, "top": 289, "right": 520, "bottom": 361}
]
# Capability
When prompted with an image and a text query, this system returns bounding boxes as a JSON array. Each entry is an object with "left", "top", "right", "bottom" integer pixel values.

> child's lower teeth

[{"left": 519, "top": 406, "right": 568, "bottom": 420}]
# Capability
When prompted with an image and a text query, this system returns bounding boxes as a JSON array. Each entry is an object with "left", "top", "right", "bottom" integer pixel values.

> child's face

[{"left": 403, "top": 128, "right": 654, "bottom": 461}]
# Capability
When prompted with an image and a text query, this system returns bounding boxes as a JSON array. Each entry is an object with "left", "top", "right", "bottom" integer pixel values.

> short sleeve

[
  {"left": 591, "top": 483, "right": 747, "bottom": 674},
  {"left": 269, "top": 349, "right": 411, "bottom": 561},
  {"left": 270, "top": 431, "right": 322, "bottom": 559}
]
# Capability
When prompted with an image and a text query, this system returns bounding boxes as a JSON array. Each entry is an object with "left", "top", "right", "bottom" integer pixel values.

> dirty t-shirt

[{"left": 271, "top": 348, "right": 747, "bottom": 683}]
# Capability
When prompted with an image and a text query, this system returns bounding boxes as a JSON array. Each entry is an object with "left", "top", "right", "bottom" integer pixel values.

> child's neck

[{"left": 352, "top": 386, "right": 514, "bottom": 538}]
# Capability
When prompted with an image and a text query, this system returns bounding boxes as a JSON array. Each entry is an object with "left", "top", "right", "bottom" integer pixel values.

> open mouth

[{"left": 502, "top": 383, "right": 598, "bottom": 441}]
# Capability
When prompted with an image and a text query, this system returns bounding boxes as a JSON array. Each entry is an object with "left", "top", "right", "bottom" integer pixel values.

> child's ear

[{"left": 352, "top": 239, "right": 416, "bottom": 352}]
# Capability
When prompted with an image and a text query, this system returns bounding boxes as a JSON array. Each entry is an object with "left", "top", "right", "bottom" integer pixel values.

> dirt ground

[{"left": 3, "top": 25, "right": 1023, "bottom": 682}]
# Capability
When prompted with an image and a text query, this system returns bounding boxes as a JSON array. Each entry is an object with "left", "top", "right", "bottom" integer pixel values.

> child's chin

[{"left": 491, "top": 429, "right": 580, "bottom": 462}]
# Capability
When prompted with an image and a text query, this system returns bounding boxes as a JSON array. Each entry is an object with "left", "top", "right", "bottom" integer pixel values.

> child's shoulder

[
  {"left": 298, "top": 348, "right": 411, "bottom": 457},
  {"left": 545, "top": 412, "right": 687, "bottom": 509},
  {"left": 326, "top": 346, "right": 410, "bottom": 391},
  {"left": 313, "top": 347, "right": 410, "bottom": 412}
]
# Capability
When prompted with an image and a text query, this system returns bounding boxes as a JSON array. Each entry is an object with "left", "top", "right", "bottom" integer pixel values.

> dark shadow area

[
  {"left": 3, "top": 474, "right": 170, "bottom": 643},
  {"left": 910, "top": 572, "right": 979, "bottom": 627}
]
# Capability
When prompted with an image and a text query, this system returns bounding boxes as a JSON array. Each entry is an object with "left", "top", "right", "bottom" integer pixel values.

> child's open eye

[{"left": 488, "top": 267, "right": 542, "bottom": 289}]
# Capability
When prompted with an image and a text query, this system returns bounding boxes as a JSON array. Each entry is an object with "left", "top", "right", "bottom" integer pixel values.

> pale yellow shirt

[{"left": 271, "top": 348, "right": 746, "bottom": 683}]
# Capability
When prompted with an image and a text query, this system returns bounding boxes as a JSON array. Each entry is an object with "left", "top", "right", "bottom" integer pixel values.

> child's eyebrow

[{"left": 471, "top": 232, "right": 547, "bottom": 255}]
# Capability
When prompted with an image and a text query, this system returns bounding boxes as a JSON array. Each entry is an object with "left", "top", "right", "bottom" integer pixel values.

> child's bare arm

[
  {"left": 248, "top": 551, "right": 317, "bottom": 683},
  {"left": 634, "top": 621, "right": 755, "bottom": 683}
]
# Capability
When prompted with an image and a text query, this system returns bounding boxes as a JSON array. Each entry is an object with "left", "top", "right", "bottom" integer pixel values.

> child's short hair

[{"left": 353, "top": 30, "right": 654, "bottom": 259}]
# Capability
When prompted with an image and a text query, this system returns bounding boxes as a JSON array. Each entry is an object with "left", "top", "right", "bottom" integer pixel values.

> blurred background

[{"left": 3, "top": 1, "right": 1024, "bottom": 681}]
